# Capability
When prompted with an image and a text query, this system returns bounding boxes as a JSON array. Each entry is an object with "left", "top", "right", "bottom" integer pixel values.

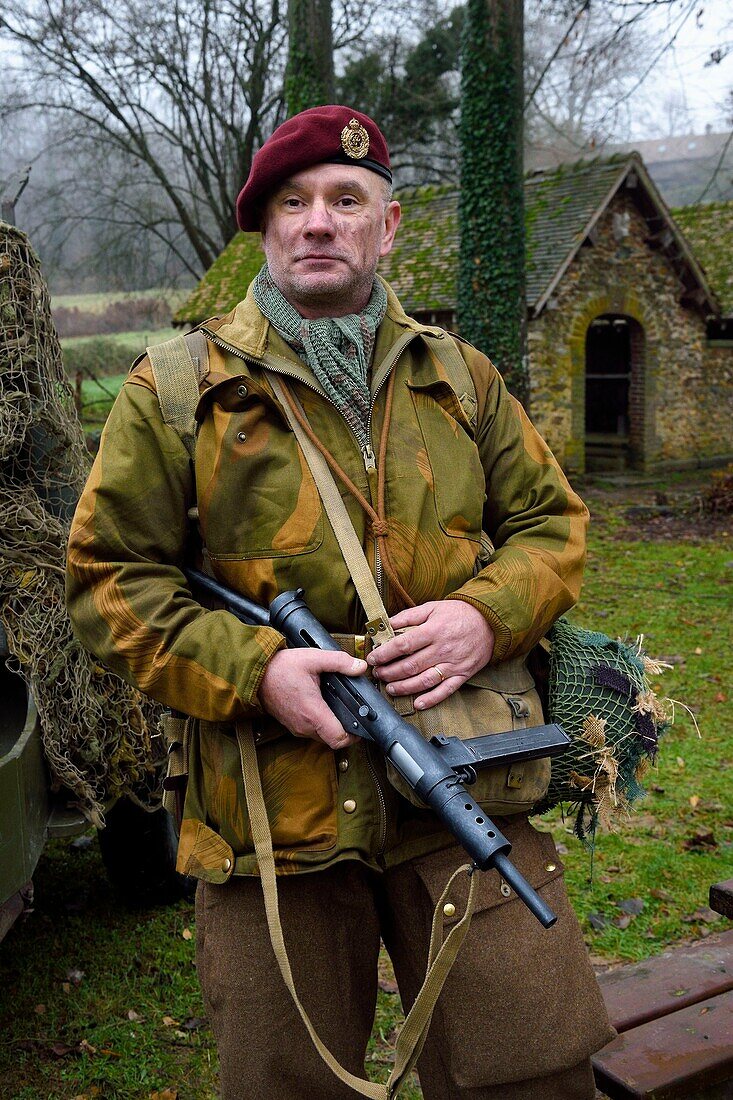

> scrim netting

[
  {"left": 0, "top": 222, "right": 165, "bottom": 826},
  {"left": 537, "top": 616, "right": 671, "bottom": 843}
]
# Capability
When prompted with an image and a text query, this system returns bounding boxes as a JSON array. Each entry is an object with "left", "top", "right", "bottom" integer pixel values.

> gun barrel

[{"left": 184, "top": 568, "right": 270, "bottom": 627}]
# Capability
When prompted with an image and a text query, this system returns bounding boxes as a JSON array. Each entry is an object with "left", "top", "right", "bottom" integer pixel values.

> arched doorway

[{"left": 585, "top": 314, "right": 644, "bottom": 470}]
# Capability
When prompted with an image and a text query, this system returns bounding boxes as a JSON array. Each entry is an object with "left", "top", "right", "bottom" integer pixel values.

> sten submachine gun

[{"left": 184, "top": 568, "right": 571, "bottom": 929}]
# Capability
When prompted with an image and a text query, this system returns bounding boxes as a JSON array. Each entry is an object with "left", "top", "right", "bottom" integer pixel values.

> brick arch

[{"left": 566, "top": 292, "right": 659, "bottom": 471}]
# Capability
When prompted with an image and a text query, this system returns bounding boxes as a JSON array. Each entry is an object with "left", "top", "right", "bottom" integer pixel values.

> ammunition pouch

[{"left": 382, "top": 654, "right": 551, "bottom": 815}]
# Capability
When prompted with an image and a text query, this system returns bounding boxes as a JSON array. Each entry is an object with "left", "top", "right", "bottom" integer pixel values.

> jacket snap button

[
  {"left": 221, "top": 857, "right": 232, "bottom": 873},
  {"left": 339, "top": 759, "right": 349, "bottom": 772},
  {"left": 237, "top": 384, "right": 248, "bottom": 398},
  {"left": 545, "top": 862, "right": 557, "bottom": 872},
  {"left": 343, "top": 799, "right": 357, "bottom": 814},
  {"left": 237, "top": 432, "right": 247, "bottom": 443},
  {"left": 500, "top": 882, "right": 512, "bottom": 897},
  {"left": 443, "top": 902, "right": 456, "bottom": 918}
]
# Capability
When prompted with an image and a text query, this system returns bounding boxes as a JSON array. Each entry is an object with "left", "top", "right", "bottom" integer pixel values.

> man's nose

[{"left": 303, "top": 200, "right": 335, "bottom": 237}]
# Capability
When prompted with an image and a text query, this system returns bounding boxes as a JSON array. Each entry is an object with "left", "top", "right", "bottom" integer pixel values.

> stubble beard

[{"left": 271, "top": 261, "right": 377, "bottom": 318}]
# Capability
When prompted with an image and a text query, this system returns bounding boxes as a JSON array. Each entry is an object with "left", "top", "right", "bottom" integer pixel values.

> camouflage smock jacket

[{"left": 66, "top": 279, "right": 589, "bottom": 882}]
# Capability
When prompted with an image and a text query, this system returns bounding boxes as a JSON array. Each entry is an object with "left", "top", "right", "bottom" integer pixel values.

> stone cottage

[{"left": 175, "top": 153, "right": 733, "bottom": 474}]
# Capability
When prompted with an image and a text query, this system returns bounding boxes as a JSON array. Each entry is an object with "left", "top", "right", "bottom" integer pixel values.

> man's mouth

[{"left": 297, "top": 254, "right": 344, "bottom": 262}]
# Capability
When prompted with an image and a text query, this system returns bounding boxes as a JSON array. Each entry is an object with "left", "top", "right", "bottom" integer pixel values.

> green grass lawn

[
  {"left": 61, "top": 331, "right": 182, "bottom": 428},
  {"left": 53, "top": 291, "right": 191, "bottom": 314},
  {"left": 0, "top": 471, "right": 730, "bottom": 1099},
  {"left": 62, "top": 329, "right": 180, "bottom": 356}
]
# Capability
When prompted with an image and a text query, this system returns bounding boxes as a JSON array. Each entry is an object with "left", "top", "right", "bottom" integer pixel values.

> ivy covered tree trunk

[
  {"left": 458, "top": 0, "right": 528, "bottom": 405},
  {"left": 286, "top": 0, "right": 335, "bottom": 116}
]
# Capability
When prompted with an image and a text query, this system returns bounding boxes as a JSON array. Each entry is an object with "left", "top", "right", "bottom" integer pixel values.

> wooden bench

[{"left": 592, "top": 925, "right": 733, "bottom": 1099}]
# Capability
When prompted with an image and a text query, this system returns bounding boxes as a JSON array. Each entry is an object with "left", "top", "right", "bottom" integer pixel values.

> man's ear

[{"left": 380, "top": 200, "right": 401, "bottom": 258}]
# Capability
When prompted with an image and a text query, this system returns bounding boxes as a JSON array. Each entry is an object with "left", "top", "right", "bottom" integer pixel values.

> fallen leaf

[
  {"left": 378, "top": 977, "right": 399, "bottom": 994},
  {"left": 149, "top": 1089, "right": 178, "bottom": 1100},
  {"left": 694, "top": 647, "right": 703, "bottom": 655},
  {"left": 715, "top": 692, "right": 727, "bottom": 703},
  {"left": 605, "top": 865, "right": 622, "bottom": 874},
  {"left": 588, "top": 913, "right": 609, "bottom": 931},
  {"left": 161, "top": 1016, "right": 178, "bottom": 1027},
  {"left": 62, "top": 983, "right": 71, "bottom": 994},
  {"left": 650, "top": 888, "right": 674, "bottom": 902},
  {"left": 614, "top": 914, "right": 632, "bottom": 930},
  {"left": 182, "top": 1016, "right": 207, "bottom": 1031},
  {"left": 689, "top": 795, "right": 701, "bottom": 809},
  {"left": 682, "top": 907, "right": 721, "bottom": 924},
  {"left": 651, "top": 785, "right": 666, "bottom": 794},
  {"left": 65, "top": 968, "right": 85, "bottom": 986},
  {"left": 99, "top": 1048, "right": 121, "bottom": 1057},
  {"left": 676, "top": 757, "right": 685, "bottom": 769},
  {"left": 49, "top": 1041, "right": 75, "bottom": 1058},
  {"left": 78, "top": 1039, "right": 97, "bottom": 1055},
  {"left": 127, "top": 1009, "right": 142, "bottom": 1022},
  {"left": 34, "top": 1004, "right": 46, "bottom": 1015},
  {"left": 617, "top": 898, "right": 644, "bottom": 915},
  {"left": 555, "top": 842, "right": 569, "bottom": 855},
  {"left": 682, "top": 829, "right": 718, "bottom": 852},
  {"left": 181, "top": 928, "right": 193, "bottom": 941}
]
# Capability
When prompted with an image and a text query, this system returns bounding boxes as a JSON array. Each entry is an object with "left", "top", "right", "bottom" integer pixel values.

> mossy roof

[
  {"left": 175, "top": 231, "right": 265, "bottom": 326},
  {"left": 672, "top": 201, "right": 733, "bottom": 315},
  {"left": 174, "top": 154, "right": 722, "bottom": 323}
]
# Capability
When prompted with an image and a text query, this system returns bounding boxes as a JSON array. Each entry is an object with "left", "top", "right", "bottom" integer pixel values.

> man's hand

[
  {"left": 258, "top": 649, "right": 367, "bottom": 750},
  {"left": 367, "top": 600, "right": 494, "bottom": 710}
]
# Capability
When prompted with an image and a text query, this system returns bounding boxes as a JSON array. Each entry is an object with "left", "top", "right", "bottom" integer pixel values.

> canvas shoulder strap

[
  {"left": 427, "top": 332, "right": 478, "bottom": 432},
  {"left": 146, "top": 330, "right": 210, "bottom": 459}
]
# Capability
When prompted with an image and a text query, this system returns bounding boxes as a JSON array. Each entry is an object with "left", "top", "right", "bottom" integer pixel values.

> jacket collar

[{"left": 201, "top": 275, "right": 441, "bottom": 369}]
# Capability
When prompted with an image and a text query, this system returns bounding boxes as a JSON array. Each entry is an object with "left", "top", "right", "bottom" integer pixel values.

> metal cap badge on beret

[{"left": 235, "top": 105, "right": 392, "bottom": 232}]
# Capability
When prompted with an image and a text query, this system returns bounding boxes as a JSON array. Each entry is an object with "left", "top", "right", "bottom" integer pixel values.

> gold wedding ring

[{"left": 433, "top": 665, "right": 445, "bottom": 683}]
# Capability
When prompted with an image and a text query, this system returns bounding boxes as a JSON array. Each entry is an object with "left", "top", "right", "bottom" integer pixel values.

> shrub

[
  {"left": 701, "top": 465, "right": 733, "bottom": 515},
  {"left": 62, "top": 336, "right": 137, "bottom": 380},
  {"left": 54, "top": 295, "right": 172, "bottom": 337}
]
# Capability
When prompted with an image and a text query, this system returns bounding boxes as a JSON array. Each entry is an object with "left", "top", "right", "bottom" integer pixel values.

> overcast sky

[{"left": 628, "top": 0, "right": 731, "bottom": 137}]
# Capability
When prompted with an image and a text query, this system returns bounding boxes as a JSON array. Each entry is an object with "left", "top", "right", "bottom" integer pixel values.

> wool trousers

[{"left": 194, "top": 816, "right": 613, "bottom": 1100}]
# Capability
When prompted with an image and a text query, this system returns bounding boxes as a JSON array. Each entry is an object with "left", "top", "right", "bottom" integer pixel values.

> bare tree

[{"left": 1, "top": 0, "right": 289, "bottom": 275}]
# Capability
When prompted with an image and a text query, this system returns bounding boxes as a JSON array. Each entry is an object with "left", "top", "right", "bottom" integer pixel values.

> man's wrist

[{"left": 444, "top": 593, "right": 511, "bottom": 663}]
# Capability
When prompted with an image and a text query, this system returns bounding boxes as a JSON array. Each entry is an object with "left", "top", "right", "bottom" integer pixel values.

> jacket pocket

[
  {"left": 383, "top": 656, "right": 551, "bottom": 814},
  {"left": 411, "top": 821, "right": 615, "bottom": 1087},
  {"left": 197, "top": 394, "right": 324, "bottom": 561},
  {"left": 408, "top": 379, "right": 485, "bottom": 545},
  {"left": 180, "top": 717, "right": 339, "bottom": 877}
]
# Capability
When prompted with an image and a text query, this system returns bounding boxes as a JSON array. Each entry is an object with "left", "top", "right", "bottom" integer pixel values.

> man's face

[{"left": 261, "top": 163, "right": 401, "bottom": 318}]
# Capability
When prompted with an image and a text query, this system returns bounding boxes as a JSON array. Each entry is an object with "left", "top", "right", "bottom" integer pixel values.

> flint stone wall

[{"left": 527, "top": 190, "right": 733, "bottom": 474}]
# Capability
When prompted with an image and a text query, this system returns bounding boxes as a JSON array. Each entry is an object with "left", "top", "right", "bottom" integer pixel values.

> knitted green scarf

[{"left": 253, "top": 264, "right": 387, "bottom": 448}]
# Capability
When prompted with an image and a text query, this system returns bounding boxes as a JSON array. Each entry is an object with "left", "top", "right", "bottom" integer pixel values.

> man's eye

[
  {"left": 283, "top": 197, "right": 302, "bottom": 208},
  {"left": 338, "top": 196, "right": 358, "bottom": 207}
]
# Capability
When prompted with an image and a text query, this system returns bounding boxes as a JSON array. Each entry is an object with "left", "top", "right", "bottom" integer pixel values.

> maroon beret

[{"left": 236, "top": 105, "right": 392, "bottom": 231}]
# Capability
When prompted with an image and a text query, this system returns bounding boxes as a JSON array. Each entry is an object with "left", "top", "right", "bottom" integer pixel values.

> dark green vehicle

[{"left": 0, "top": 622, "right": 185, "bottom": 942}]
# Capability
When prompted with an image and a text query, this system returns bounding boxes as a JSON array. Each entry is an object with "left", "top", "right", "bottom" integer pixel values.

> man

[{"left": 67, "top": 106, "right": 613, "bottom": 1098}]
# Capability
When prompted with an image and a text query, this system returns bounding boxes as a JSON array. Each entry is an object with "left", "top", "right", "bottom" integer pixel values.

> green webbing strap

[
  {"left": 428, "top": 334, "right": 478, "bottom": 432},
  {"left": 237, "top": 724, "right": 478, "bottom": 1099},
  {"left": 146, "top": 331, "right": 209, "bottom": 460}
]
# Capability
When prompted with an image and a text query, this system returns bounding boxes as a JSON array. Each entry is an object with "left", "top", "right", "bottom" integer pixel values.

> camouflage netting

[
  {"left": 537, "top": 617, "right": 672, "bottom": 843},
  {"left": 0, "top": 222, "right": 165, "bottom": 826}
]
